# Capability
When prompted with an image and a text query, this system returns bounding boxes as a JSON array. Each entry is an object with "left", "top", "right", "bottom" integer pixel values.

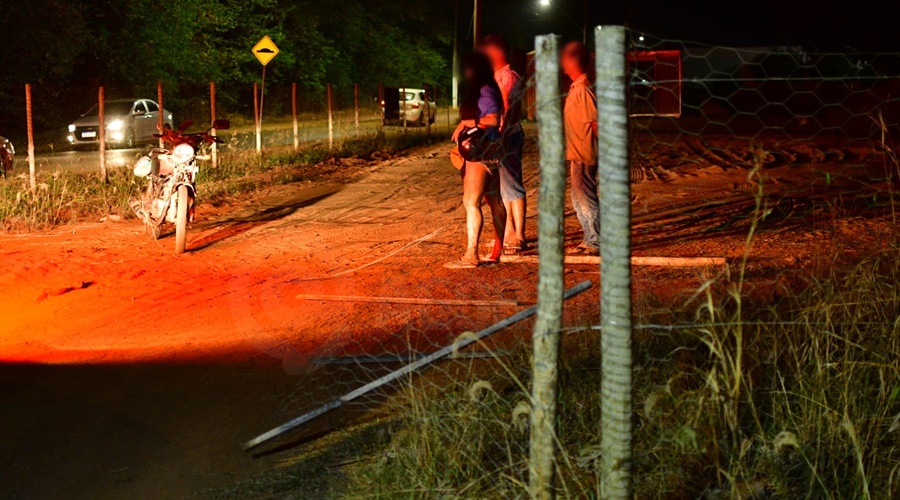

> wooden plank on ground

[
  {"left": 297, "top": 294, "right": 517, "bottom": 307},
  {"left": 500, "top": 255, "right": 726, "bottom": 266}
]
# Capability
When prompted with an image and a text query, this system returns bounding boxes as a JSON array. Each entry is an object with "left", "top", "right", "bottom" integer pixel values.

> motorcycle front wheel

[{"left": 175, "top": 184, "right": 190, "bottom": 254}]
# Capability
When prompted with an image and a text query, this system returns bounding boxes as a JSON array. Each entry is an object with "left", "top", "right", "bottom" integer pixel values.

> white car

[
  {"left": 382, "top": 88, "right": 436, "bottom": 126},
  {"left": 67, "top": 98, "right": 173, "bottom": 149}
]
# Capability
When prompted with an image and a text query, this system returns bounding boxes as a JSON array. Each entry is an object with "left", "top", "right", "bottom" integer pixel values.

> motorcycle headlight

[
  {"left": 133, "top": 157, "right": 152, "bottom": 177},
  {"left": 67, "top": 124, "right": 76, "bottom": 133},
  {"left": 172, "top": 144, "right": 195, "bottom": 164},
  {"left": 107, "top": 119, "right": 124, "bottom": 131}
]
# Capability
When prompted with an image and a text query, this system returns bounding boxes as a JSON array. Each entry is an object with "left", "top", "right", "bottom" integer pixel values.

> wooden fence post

[
  {"left": 596, "top": 24, "right": 633, "bottom": 500},
  {"left": 354, "top": 83, "right": 360, "bottom": 139},
  {"left": 528, "top": 34, "right": 565, "bottom": 499},
  {"left": 292, "top": 82, "right": 299, "bottom": 151},
  {"left": 423, "top": 84, "right": 432, "bottom": 135},
  {"left": 210, "top": 82, "right": 217, "bottom": 169},
  {"left": 98, "top": 86, "right": 107, "bottom": 181},
  {"left": 327, "top": 83, "right": 334, "bottom": 150},
  {"left": 157, "top": 82, "right": 164, "bottom": 148},
  {"left": 402, "top": 86, "right": 407, "bottom": 131},
  {"left": 25, "top": 84, "right": 35, "bottom": 190}
]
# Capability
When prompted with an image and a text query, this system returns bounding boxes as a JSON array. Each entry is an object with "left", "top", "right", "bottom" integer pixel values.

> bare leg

[
  {"left": 461, "top": 163, "right": 490, "bottom": 265},
  {"left": 506, "top": 198, "right": 526, "bottom": 246},
  {"left": 486, "top": 192, "right": 507, "bottom": 261}
]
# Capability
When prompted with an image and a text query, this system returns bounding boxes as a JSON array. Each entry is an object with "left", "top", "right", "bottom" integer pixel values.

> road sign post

[{"left": 252, "top": 36, "right": 280, "bottom": 156}]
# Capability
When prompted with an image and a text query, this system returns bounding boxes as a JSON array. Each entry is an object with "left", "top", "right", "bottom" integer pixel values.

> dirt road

[{"left": 0, "top": 131, "right": 893, "bottom": 498}]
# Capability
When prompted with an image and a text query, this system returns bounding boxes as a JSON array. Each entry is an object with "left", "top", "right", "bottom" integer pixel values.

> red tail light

[{"left": 411, "top": 103, "right": 420, "bottom": 109}]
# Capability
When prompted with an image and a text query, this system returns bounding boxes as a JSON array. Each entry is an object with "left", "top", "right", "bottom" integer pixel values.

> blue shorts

[{"left": 499, "top": 130, "right": 526, "bottom": 202}]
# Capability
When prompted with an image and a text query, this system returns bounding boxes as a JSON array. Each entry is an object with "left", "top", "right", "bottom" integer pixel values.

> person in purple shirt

[{"left": 447, "top": 52, "right": 508, "bottom": 269}]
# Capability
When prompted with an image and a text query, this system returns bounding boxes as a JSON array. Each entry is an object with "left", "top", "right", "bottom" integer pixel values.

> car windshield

[
  {"left": 402, "top": 92, "right": 420, "bottom": 101},
  {"left": 82, "top": 101, "right": 134, "bottom": 117}
]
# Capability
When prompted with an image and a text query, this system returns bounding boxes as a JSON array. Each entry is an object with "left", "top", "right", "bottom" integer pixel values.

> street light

[{"left": 539, "top": 0, "right": 551, "bottom": 6}]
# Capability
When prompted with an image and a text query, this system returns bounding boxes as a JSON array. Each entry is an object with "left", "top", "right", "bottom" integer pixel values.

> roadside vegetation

[
  {"left": 223, "top": 143, "right": 900, "bottom": 499},
  {"left": 0, "top": 131, "right": 443, "bottom": 231},
  {"left": 220, "top": 244, "right": 900, "bottom": 499}
]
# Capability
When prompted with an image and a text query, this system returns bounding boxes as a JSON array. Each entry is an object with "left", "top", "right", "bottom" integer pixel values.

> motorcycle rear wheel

[{"left": 175, "top": 185, "right": 189, "bottom": 254}]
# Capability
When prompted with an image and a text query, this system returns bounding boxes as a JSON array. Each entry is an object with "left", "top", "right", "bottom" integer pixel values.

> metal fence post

[
  {"left": 596, "top": 25, "right": 633, "bottom": 500},
  {"left": 25, "top": 84, "right": 36, "bottom": 191},
  {"left": 529, "top": 34, "right": 565, "bottom": 500},
  {"left": 327, "top": 83, "right": 334, "bottom": 150},
  {"left": 98, "top": 86, "right": 107, "bottom": 181},
  {"left": 210, "top": 82, "right": 217, "bottom": 169},
  {"left": 292, "top": 83, "right": 299, "bottom": 151}
]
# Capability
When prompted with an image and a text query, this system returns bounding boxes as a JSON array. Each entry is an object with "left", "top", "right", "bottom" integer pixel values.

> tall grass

[
  {"left": 0, "top": 168, "right": 140, "bottom": 230},
  {"left": 318, "top": 247, "right": 900, "bottom": 499},
  {"left": 0, "top": 130, "right": 442, "bottom": 231}
]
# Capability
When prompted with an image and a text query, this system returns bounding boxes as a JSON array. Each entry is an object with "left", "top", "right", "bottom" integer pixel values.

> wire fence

[
  {"left": 225, "top": 25, "right": 900, "bottom": 499},
  {"left": 0, "top": 80, "right": 451, "bottom": 185},
  {"left": 4, "top": 24, "right": 900, "bottom": 499}
]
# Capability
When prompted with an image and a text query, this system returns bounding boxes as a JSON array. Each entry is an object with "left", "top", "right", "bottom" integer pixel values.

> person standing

[
  {"left": 561, "top": 41, "right": 600, "bottom": 255},
  {"left": 446, "top": 52, "right": 508, "bottom": 269},
  {"left": 481, "top": 35, "right": 527, "bottom": 254}
]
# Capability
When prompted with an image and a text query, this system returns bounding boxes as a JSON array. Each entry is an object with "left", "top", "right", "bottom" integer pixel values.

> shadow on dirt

[{"left": 190, "top": 186, "right": 344, "bottom": 251}]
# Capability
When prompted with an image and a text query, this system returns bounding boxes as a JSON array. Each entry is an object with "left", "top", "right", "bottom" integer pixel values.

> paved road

[{"left": 25, "top": 111, "right": 451, "bottom": 174}]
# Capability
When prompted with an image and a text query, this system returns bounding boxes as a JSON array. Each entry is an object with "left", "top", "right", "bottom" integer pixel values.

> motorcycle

[
  {"left": 131, "top": 119, "right": 229, "bottom": 254},
  {"left": 0, "top": 136, "right": 14, "bottom": 178}
]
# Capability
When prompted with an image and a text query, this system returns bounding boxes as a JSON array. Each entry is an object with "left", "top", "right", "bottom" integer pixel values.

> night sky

[{"left": 464, "top": 0, "right": 898, "bottom": 52}]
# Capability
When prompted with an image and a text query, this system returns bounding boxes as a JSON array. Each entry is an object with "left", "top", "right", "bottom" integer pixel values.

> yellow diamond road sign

[{"left": 252, "top": 36, "right": 279, "bottom": 66}]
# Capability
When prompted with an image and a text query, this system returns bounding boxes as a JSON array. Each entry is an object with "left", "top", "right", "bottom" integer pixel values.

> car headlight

[
  {"left": 68, "top": 124, "right": 76, "bottom": 133},
  {"left": 107, "top": 119, "right": 124, "bottom": 131}
]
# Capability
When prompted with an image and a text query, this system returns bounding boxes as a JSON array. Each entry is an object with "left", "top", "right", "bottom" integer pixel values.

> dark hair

[
  {"left": 460, "top": 51, "right": 501, "bottom": 120},
  {"left": 480, "top": 34, "right": 510, "bottom": 58},
  {"left": 563, "top": 41, "right": 591, "bottom": 74}
]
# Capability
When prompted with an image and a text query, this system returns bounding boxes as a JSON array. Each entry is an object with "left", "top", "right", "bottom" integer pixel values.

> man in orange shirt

[{"left": 561, "top": 41, "right": 600, "bottom": 255}]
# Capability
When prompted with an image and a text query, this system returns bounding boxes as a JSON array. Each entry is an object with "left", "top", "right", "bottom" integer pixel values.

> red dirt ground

[{"left": 0, "top": 131, "right": 894, "bottom": 498}]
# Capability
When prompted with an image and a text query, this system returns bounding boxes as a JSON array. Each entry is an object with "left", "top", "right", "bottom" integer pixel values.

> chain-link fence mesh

[
  {"left": 226, "top": 29, "right": 900, "bottom": 499},
  {"left": 4, "top": 25, "right": 900, "bottom": 499}
]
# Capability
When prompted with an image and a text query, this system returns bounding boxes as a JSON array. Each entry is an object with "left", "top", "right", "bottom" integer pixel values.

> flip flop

[
  {"left": 444, "top": 259, "right": 479, "bottom": 269},
  {"left": 503, "top": 242, "right": 524, "bottom": 255}
]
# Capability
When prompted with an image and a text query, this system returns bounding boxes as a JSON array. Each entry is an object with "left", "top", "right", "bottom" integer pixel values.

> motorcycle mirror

[
  {"left": 212, "top": 119, "right": 230, "bottom": 130},
  {"left": 178, "top": 120, "right": 194, "bottom": 131}
]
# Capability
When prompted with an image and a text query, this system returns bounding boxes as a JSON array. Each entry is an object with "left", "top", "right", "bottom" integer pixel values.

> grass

[
  {"left": 218, "top": 144, "right": 900, "bottom": 499},
  {"left": 227, "top": 247, "right": 897, "bottom": 499},
  {"left": 0, "top": 129, "right": 443, "bottom": 231}
]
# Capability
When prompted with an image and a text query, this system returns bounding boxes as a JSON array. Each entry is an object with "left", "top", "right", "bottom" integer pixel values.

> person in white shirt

[{"left": 481, "top": 35, "right": 527, "bottom": 254}]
